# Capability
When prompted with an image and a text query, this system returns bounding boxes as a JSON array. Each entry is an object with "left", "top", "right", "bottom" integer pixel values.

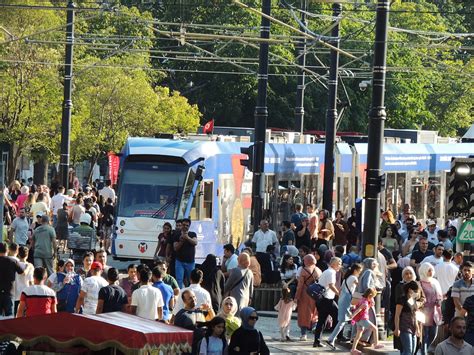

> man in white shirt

[
  {"left": 426, "top": 220, "right": 440, "bottom": 245},
  {"left": 172, "top": 269, "right": 212, "bottom": 316},
  {"left": 252, "top": 220, "right": 277, "bottom": 253},
  {"left": 435, "top": 249, "right": 459, "bottom": 296},
  {"left": 50, "top": 186, "right": 71, "bottom": 226},
  {"left": 131, "top": 268, "right": 164, "bottom": 320},
  {"left": 222, "top": 244, "right": 238, "bottom": 278},
  {"left": 313, "top": 257, "right": 342, "bottom": 347},
  {"left": 99, "top": 180, "right": 116, "bottom": 203},
  {"left": 422, "top": 243, "right": 445, "bottom": 267},
  {"left": 75, "top": 261, "right": 108, "bottom": 314}
]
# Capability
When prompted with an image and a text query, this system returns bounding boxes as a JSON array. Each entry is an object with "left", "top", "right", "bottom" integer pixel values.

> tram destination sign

[{"left": 458, "top": 220, "right": 474, "bottom": 243}]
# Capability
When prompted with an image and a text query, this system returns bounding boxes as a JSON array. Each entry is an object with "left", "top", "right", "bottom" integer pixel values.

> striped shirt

[
  {"left": 20, "top": 285, "right": 56, "bottom": 317},
  {"left": 451, "top": 279, "right": 474, "bottom": 306}
]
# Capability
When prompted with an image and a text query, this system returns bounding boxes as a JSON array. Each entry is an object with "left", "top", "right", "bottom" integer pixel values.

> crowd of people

[{"left": 1, "top": 177, "right": 474, "bottom": 355}]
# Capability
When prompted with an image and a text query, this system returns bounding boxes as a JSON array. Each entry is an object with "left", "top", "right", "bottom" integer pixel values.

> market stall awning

[{"left": 0, "top": 312, "right": 193, "bottom": 354}]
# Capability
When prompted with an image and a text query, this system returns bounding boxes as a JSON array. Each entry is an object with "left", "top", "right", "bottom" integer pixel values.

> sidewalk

[{"left": 259, "top": 311, "right": 398, "bottom": 354}]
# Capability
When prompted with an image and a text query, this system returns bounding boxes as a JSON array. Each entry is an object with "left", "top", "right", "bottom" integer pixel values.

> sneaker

[
  {"left": 337, "top": 335, "right": 350, "bottom": 342},
  {"left": 313, "top": 340, "right": 323, "bottom": 348},
  {"left": 325, "top": 340, "right": 336, "bottom": 350},
  {"left": 374, "top": 344, "right": 384, "bottom": 349},
  {"left": 286, "top": 336, "right": 294, "bottom": 342},
  {"left": 351, "top": 350, "right": 362, "bottom": 355},
  {"left": 300, "top": 335, "right": 307, "bottom": 341}
]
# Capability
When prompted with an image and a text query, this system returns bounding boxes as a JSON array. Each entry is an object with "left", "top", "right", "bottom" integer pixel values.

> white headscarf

[{"left": 418, "top": 262, "right": 442, "bottom": 297}]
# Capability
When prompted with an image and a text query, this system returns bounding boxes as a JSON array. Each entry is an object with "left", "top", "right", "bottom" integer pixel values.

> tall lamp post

[
  {"left": 322, "top": 3, "right": 342, "bottom": 215},
  {"left": 59, "top": 0, "right": 75, "bottom": 189},
  {"left": 294, "top": 0, "right": 307, "bottom": 137}
]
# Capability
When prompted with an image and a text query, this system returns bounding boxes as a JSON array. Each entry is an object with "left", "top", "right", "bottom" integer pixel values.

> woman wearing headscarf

[
  {"left": 198, "top": 254, "right": 225, "bottom": 313},
  {"left": 418, "top": 262, "right": 442, "bottom": 355},
  {"left": 229, "top": 307, "right": 269, "bottom": 355},
  {"left": 295, "top": 254, "right": 321, "bottom": 340},
  {"left": 316, "top": 209, "right": 334, "bottom": 249},
  {"left": 217, "top": 296, "right": 241, "bottom": 339},
  {"left": 392, "top": 266, "right": 425, "bottom": 353}
]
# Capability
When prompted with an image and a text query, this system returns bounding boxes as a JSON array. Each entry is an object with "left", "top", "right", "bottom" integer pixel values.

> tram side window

[
  {"left": 189, "top": 183, "right": 201, "bottom": 221},
  {"left": 202, "top": 181, "right": 213, "bottom": 219},
  {"left": 410, "top": 176, "right": 425, "bottom": 221},
  {"left": 427, "top": 176, "right": 441, "bottom": 220}
]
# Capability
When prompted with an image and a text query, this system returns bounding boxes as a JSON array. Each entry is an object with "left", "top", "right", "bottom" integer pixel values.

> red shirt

[{"left": 20, "top": 285, "right": 56, "bottom": 316}]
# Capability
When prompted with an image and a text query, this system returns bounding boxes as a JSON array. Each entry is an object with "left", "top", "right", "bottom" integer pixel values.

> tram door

[{"left": 383, "top": 172, "right": 406, "bottom": 217}]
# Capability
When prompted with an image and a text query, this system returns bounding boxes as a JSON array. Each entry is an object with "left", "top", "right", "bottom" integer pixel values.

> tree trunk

[
  {"left": 7, "top": 144, "right": 20, "bottom": 184},
  {"left": 86, "top": 154, "right": 99, "bottom": 184},
  {"left": 33, "top": 159, "right": 48, "bottom": 185}
]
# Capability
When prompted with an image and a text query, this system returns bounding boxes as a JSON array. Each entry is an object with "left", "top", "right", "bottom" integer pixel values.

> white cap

[{"left": 80, "top": 213, "right": 92, "bottom": 225}]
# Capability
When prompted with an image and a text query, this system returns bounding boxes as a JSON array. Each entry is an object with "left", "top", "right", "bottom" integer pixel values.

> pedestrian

[
  {"left": 217, "top": 296, "right": 241, "bottom": 340},
  {"left": 241, "top": 248, "right": 261, "bottom": 287},
  {"left": 333, "top": 210, "right": 349, "bottom": 252},
  {"left": 198, "top": 316, "right": 228, "bottom": 355},
  {"left": 10, "top": 208, "right": 29, "bottom": 247},
  {"left": 199, "top": 254, "right": 225, "bottom": 313},
  {"left": 31, "top": 215, "right": 56, "bottom": 275},
  {"left": 0, "top": 242, "right": 24, "bottom": 318},
  {"left": 452, "top": 261, "right": 474, "bottom": 317},
  {"left": 75, "top": 261, "right": 108, "bottom": 314},
  {"left": 153, "top": 222, "right": 172, "bottom": 262},
  {"left": 434, "top": 317, "right": 472, "bottom": 355},
  {"left": 56, "top": 259, "right": 82, "bottom": 313},
  {"left": 172, "top": 218, "right": 197, "bottom": 288},
  {"left": 394, "top": 281, "right": 422, "bottom": 355},
  {"left": 155, "top": 260, "right": 180, "bottom": 296},
  {"left": 295, "top": 216, "right": 311, "bottom": 250},
  {"left": 295, "top": 254, "right": 320, "bottom": 341},
  {"left": 435, "top": 249, "right": 459, "bottom": 297},
  {"left": 96, "top": 267, "right": 128, "bottom": 314},
  {"left": 274, "top": 286, "right": 296, "bottom": 342},
  {"left": 316, "top": 209, "right": 334, "bottom": 249},
  {"left": 350, "top": 288, "right": 384, "bottom": 354},
  {"left": 313, "top": 257, "right": 342, "bottom": 348},
  {"left": 14, "top": 246, "right": 34, "bottom": 314},
  {"left": 224, "top": 253, "right": 254, "bottom": 316},
  {"left": 151, "top": 266, "right": 175, "bottom": 323},
  {"left": 100, "top": 198, "right": 114, "bottom": 253},
  {"left": 228, "top": 307, "right": 270, "bottom": 355},
  {"left": 173, "top": 269, "right": 213, "bottom": 316},
  {"left": 130, "top": 267, "right": 164, "bottom": 321},
  {"left": 253, "top": 219, "right": 278, "bottom": 257},
  {"left": 119, "top": 263, "right": 138, "bottom": 300},
  {"left": 55, "top": 202, "right": 69, "bottom": 253},
  {"left": 280, "top": 255, "right": 297, "bottom": 297},
  {"left": 419, "top": 262, "right": 443, "bottom": 355},
  {"left": 16, "top": 267, "right": 56, "bottom": 317},
  {"left": 50, "top": 186, "right": 70, "bottom": 227},
  {"left": 76, "top": 251, "right": 94, "bottom": 280},
  {"left": 221, "top": 244, "right": 238, "bottom": 278},
  {"left": 461, "top": 294, "right": 474, "bottom": 346},
  {"left": 326, "top": 263, "right": 363, "bottom": 349}
]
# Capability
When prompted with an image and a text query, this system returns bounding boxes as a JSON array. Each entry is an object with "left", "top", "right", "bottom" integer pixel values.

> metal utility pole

[
  {"left": 322, "top": 3, "right": 342, "bottom": 215},
  {"left": 294, "top": 0, "right": 307, "bottom": 136},
  {"left": 59, "top": 0, "right": 75, "bottom": 189},
  {"left": 252, "top": 0, "right": 271, "bottom": 231},
  {"left": 362, "top": 0, "right": 390, "bottom": 258}
]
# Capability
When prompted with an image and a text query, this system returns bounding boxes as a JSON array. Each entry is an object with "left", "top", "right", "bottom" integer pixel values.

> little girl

[
  {"left": 350, "top": 288, "right": 383, "bottom": 355},
  {"left": 274, "top": 287, "right": 297, "bottom": 342},
  {"left": 199, "top": 316, "right": 228, "bottom": 355}
]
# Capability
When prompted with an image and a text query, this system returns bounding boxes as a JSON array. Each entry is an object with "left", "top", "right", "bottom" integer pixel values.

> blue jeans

[
  {"left": 400, "top": 331, "right": 416, "bottom": 355},
  {"left": 422, "top": 325, "right": 437, "bottom": 355},
  {"left": 175, "top": 260, "right": 195, "bottom": 288},
  {"left": 0, "top": 292, "right": 14, "bottom": 318}
]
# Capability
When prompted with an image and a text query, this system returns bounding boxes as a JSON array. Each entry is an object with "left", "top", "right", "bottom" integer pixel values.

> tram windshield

[{"left": 117, "top": 160, "right": 189, "bottom": 219}]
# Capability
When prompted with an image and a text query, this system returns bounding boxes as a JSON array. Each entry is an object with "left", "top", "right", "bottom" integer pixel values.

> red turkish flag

[
  {"left": 107, "top": 152, "right": 120, "bottom": 186},
  {"left": 203, "top": 119, "right": 214, "bottom": 134}
]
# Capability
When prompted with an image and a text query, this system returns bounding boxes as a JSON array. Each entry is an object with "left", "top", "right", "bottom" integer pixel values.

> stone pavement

[{"left": 257, "top": 313, "right": 398, "bottom": 355}]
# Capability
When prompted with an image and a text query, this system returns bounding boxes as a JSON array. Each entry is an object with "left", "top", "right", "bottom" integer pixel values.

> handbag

[{"left": 433, "top": 305, "right": 443, "bottom": 326}]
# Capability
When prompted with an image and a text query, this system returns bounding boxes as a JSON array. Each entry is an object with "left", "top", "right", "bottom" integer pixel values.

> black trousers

[{"left": 314, "top": 297, "right": 339, "bottom": 341}]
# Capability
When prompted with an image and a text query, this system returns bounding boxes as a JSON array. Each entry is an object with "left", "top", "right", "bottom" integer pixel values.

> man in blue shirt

[{"left": 152, "top": 266, "right": 175, "bottom": 323}]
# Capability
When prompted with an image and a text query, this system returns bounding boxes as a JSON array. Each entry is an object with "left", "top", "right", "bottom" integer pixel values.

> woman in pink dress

[{"left": 295, "top": 254, "right": 321, "bottom": 341}]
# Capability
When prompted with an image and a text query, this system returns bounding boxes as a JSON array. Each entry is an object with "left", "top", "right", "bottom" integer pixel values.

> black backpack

[{"left": 306, "top": 282, "right": 325, "bottom": 302}]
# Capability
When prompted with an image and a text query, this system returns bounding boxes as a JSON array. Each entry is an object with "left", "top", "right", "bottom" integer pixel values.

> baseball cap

[
  {"left": 36, "top": 211, "right": 43, "bottom": 218},
  {"left": 427, "top": 220, "right": 436, "bottom": 226},
  {"left": 64, "top": 258, "right": 75, "bottom": 267},
  {"left": 80, "top": 213, "right": 92, "bottom": 225},
  {"left": 91, "top": 261, "right": 103, "bottom": 270}
]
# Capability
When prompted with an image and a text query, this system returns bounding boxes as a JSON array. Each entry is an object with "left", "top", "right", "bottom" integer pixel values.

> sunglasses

[{"left": 248, "top": 316, "right": 259, "bottom": 321}]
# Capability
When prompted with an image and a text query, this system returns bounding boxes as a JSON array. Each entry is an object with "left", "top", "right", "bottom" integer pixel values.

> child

[
  {"left": 350, "top": 288, "right": 383, "bottom": 354},
  {"left": 199, "top": 316, "right": 228, "bottom": 355},
  {"left": 274, "top": 287, "right": 297, "bottom": 342}
]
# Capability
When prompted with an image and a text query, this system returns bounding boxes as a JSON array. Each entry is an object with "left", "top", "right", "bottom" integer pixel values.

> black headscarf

[{"left": 199, "top": 254, "right": 218, "bottom": 286}]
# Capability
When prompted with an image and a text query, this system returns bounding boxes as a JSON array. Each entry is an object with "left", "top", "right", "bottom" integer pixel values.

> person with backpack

[
  {"left": 294, "top": 254, "right": 321, "bottom": 341},
  {"left": 325, "top": 263, "right": 363, "bottom": 349},
  {"left": 313, "top": 257, "right": 342, "bottom": 348},
  {"left": 101, "top": 198, "right": 114, "bottom": 253},
  {"left": 198, "top": 316, "right": 228, "bottom": 355}
]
